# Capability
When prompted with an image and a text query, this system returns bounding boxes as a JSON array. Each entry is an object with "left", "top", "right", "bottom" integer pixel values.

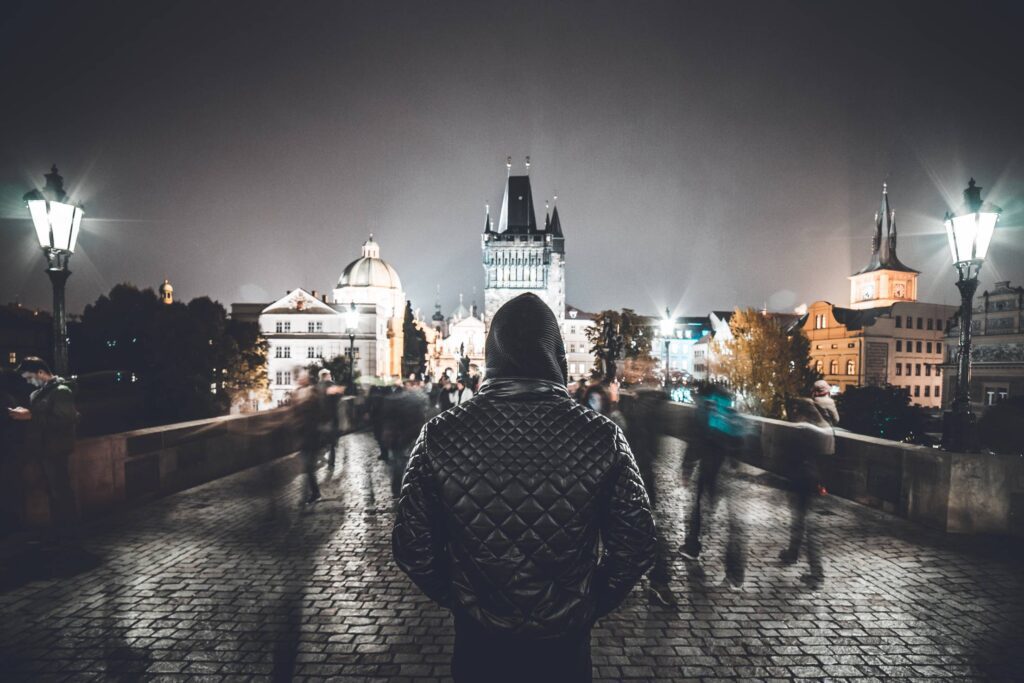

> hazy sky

[{"left": 1, "top": 0, "right": 1021, "bottom": 319}]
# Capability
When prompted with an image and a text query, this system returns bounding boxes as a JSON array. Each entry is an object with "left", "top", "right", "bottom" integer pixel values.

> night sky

[{"left": 1, "top": 0, "right": 1021, "bottom": 319}]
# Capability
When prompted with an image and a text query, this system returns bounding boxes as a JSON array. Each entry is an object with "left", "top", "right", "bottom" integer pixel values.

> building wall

[
  {"left": 805, "top": 300, "right": 954, "bottom": 408},
  {"left": 482, "top": 234, "right": 564, "bottom": 326},
  {"left": 941, "top": 282, "right": 1024, "bottom": 415}
]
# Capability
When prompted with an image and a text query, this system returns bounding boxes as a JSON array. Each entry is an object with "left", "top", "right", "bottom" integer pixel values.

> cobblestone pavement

[{"left": 1, "top": 432, "right": 1022, "bottom": 681}]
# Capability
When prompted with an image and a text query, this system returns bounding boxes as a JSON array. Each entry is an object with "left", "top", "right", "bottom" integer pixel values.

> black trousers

[
  {"left": 39, "top": 450, "right": 79, "bottom": 541},
  {"left": 452, "top": 613, "right": 592, "bottom": 683}
]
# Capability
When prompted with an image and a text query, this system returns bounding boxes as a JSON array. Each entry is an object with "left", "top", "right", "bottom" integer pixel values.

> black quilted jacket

[{"left": 392, "top": 377, "right": 656, "bottom": 637}]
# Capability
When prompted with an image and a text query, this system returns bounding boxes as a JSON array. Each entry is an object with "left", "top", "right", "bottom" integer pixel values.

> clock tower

[{"left": 848, "top": 183, "right": 919, "bottom": 309}]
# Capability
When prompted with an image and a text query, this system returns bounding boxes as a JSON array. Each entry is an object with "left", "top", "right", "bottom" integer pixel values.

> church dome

[{"left": 337, "top": 236, "right": 402, "bottom": 290}]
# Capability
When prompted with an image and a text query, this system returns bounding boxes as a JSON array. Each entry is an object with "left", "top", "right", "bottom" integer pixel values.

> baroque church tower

[
  {"left": 482, "top": 157, "right": 566, "bottom": 326},
  {"left": 848, "top": 183, "right": 920, "bottom": 309}
]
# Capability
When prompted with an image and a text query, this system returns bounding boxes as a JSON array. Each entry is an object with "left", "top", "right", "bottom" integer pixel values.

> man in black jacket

[
  {"left": 9, "top": 357, "right": 78, "bottom": 540},
  {"left": 393, "top": 293, "right": 656, "bottom": 683}
]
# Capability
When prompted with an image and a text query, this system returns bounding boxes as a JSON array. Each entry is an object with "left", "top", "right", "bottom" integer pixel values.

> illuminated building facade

[{"left": 803, "top": 184, "right": 954, "bottom": 408}]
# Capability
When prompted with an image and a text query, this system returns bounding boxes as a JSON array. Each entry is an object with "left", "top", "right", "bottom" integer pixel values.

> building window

[
  {"left": 924, "top": 386, "right": 930, "bottom": 397},
  {"left": 906, "top": 315, "right": 913, "bottom": 328},
  {"left": 846, "top": 360, "right": 855, "bottom": 375},
  {"left": 914, "top": 385, "right": 921, "bottom": 397},
  {"left": 925, "top": 364, "right": 932, "bottom": 376},
  {"left": 905, "top": 363, "right": 911, "bottom": 376},
  {"left": 927, "top": 318, "right": 934, "bottom": 330},
  {"left": 307, "top": 346, "right": 316, "bottom": 359},
  {"left": 275, "top": 346, "right": 291, "bottom": 359},
  {"left": 935, "top": 386, "right": 940, "bottom": 398},
  {"left": 829, "top": 360, "right": 839, "bottom": 375},
  {"left": 7, "top": 352, "right": 15, "bottom": 365},
  {"left": 915, "top": 363, "right": 921, "bottom": 376},
  {"left": 916, "top": 341, "right": 922, "bottom": 353},
  {"left": 927, "top": 342, "right": 933, "bottom": 354},
  {"left": 895, "top": 316, "right": 902, "bottom": 328},
  {"left": 815, "top": 360, "right": 823, "bottom": 374},
  {"left": 935, "top": 367, "right": 941, "bottom": 377},
  {"left": 308, "top": 321, "right": 323, "bottom": 333},
  {"left": 916, "top": 317, "right": 923, "bottom": 329},
  {"left": 937, "top": 342, "right": 942, "bottom": 353},
  {"left": 936, "top": 319, "right": 944, "bottom": 330},
  {"left": 896, "top": 364, "right": 902, "bottom": 376},
  {"left": 896, "top": 340, "right": 902, "bottom": 352}
]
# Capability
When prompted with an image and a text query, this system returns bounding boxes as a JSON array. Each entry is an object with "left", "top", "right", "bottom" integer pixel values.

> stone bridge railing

[
  {"left": 658, "top": 401, "right": 1023, "bottom": 538},
  {"left": 22, "top": 398, "right": 361, "bottom": 527}
]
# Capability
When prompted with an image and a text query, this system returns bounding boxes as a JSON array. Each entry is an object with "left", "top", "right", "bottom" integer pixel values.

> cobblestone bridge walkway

[{"left": 1, "top": 432, "right": 1022, "bottom": 681}]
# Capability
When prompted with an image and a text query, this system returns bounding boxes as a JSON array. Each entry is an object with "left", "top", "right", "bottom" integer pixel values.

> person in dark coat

[
  {"left": 317, "top": 369, "right": 342, "bottom": 472},
  {"left": 9, "top": 357, "right": 78, "bottom": 541},
  {"left": 291, "top": 370, "right": 324, "bottom": 504},
  {"left": 379, "top": 380, "right": 429, "bottom": 499},
  {"left": 779, "top": 397, "right": 834, "bottom": 588},
  {"left": 619, "top": 381, "right": 676, "bottom": 606},
  {"left": 393, "top": 293, "right": 656, "bottom": 683}
]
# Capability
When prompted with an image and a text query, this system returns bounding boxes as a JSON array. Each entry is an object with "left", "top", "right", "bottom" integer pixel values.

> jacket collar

[{"left": 476, "top": 377, "right": 569, "bottom": 401}]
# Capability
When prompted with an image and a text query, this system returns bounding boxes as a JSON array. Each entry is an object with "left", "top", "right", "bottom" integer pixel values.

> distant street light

[
  {"left": 660, "top": 308, "right": 673, "bottom": 390},
  {"left": 345, "top": 301, "right": 359, "bottom": 385},
  {"left": 941, "top": 178, "right": 1001, "bottom": 452},
  {"left": 23, "top": 166, "right": 84, "bottom": 376}
]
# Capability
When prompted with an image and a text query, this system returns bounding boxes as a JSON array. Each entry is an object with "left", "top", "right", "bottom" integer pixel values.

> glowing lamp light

[
  {"left": 660, "top": 309, "right": 674, "bottom": 337},
  {"left": 943, "top": 178, "right": 1000, "bottom": 269},
  {"left": 24, "top": 165, "right": 84, "bottom": 255}
]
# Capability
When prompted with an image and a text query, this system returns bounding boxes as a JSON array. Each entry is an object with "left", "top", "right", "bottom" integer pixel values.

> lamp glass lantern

[{"left": 345, "top": 302, "right": 359, "bottom": 332}]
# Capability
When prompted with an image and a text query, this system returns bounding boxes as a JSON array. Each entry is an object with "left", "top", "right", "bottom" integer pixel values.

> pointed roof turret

[
  {"left": 854, "top": 182, "right": 917, "bottom": 275},
  {"left": 484, "top": 203, "right": 493, "bottom": 233},
  {"left": 496, "top": 158, "right": 538, "bottom": 234}
]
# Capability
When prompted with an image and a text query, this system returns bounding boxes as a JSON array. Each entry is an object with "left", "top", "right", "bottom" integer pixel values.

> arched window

[
  {"left": 829, "top": 360, "right": 839, "bottom": 375},
  {"left": 815, "top": 359, "right": 823, "bottom": 374},
  {"left": 847, "top": 359, "right": 856, "bottom": 375}
]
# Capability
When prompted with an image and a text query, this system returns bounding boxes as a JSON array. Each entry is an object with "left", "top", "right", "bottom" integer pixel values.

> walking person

[
  {"left": 393, "top": 293, "right": 656, "bottom": 683},
  {"left": 316, "top": 369, "right": 342, "bottom": 472},
  {"left": 8, "top": 358, "right": 79, "bottom": 543},
  {"left": 679, "top": 384, "right": 747, "bottom": 588},
  {"left": 291, "top": 369, "right": 323, "bottom": 505},
  {"left": 379, "top": 379, "right": 429, "bottom": 500},
  {"left": 779, "top": 397, "right": 834, "bottom": 588},
  {"left": 619, "top": 375, "right": 676, "bottom": 606}
]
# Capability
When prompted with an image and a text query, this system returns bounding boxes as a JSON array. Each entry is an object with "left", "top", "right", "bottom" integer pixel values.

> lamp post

[
  {"left": 941, "top": 178, "right": 1001, "bottom": 452},
  {"left": 660, "top": 308, "right": 673, "bottom": 391},
  {"left": 23, "top": 166, "right": 84, "bottom": 377},
  {"left": 345, "top": 301, "right": 359, "bottom": 385}
]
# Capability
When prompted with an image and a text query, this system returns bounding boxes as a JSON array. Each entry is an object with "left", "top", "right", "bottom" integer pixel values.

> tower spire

[
  {"left": 506, "top": 156, "right": 512, "bottom": 176},
  {"left": 525, "top": 156, "right": 530, "bottom": 175}
]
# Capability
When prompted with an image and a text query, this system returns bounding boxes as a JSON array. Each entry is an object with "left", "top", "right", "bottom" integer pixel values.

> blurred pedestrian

[
  {"left": 9, "top": 358, "right": 79, "bottom": 542},
  {"left": 811, "top": 380, "right": 840, "bottom": 426},
  {"left": 620, "top": 379, "right": 676, "bottom": 606},
  {"left": 779, "top": 397, "right": 834, "bottom": 587},
  {"left": 317, "top": 369, "right": 341, "bottom": 472},
  {"left": 435, "top": 375, "right": 453, "bottom": 411},
  {"left": 394, "top": 293, "right": 655, "bottom": 683},
  {"left": 291, "top": 369, "right": 324, "bottom": 504},
  {"left": 679, "top": 384, "right": 747, "bottom": 589},
  {"left": 380, "top": 379, "right": 429, "bottom": 499}
]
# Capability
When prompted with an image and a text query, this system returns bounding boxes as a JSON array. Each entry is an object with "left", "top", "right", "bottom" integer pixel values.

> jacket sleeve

[
  {"left": 594, "top": 427, "right": 657, "bottom": 618},
  {"left": 392, "top": 425, "right": 452, "bottom": 607}
]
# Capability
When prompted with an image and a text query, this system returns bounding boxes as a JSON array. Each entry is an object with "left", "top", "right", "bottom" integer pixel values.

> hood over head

[{"left": 485, "top": 293, "right": 567, "bottom": 384}]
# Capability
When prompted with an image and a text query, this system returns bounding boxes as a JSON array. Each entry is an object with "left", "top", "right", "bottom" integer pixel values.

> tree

[
  {"left": 835, "top": 385, "right": 930, "bottom": 443},
  {"left": 714, "top": 307, "right": 818, "bottom": 418},
  {"left": 401, "top": 300, "right": 427, "bottom": 379},
  {"left": 73, "top": 284, "right": 269, "bottom": 429},
  {"left": 305, "top": 354, "right": 358, "bottom": 387},
  {"left": 586, "top": 308, "right": 655, "bottom": 377}
]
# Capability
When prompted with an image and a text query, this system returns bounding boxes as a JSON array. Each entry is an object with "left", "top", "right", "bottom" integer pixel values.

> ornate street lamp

[
  {"left": 345, "top": 301, "right": 359, "bottom": 385},
  {"left": 660, "top": 308, "right": 673, "bottom": 390},
  {"left": 23, "top": 166, "right": 84, "bottom": 376},
  {"left": 941, "top": 178, "right": 1001, "bottom": 452}
]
